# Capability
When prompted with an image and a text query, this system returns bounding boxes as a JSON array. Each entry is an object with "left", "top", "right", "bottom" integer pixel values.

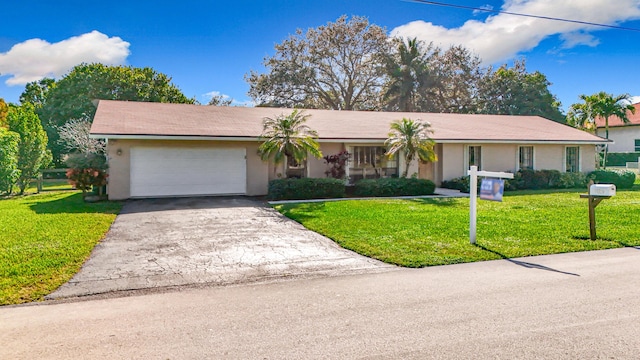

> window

[
  {"left": 635, "top": 139, "right": 640, "bottom": 152},
  {"left": 519, "top": 146, "right": 534, "bottom": 170},
  {"left": 565, "top": 146, "right": 580, "bottom": 173},
  {"left": 286, "top": 156, "right": 306, "bottom": 178},
  {"left": 468, "top": 146, "right": 482, "bottom": 170},
  {"left": 348, "top": 146, "right": 398, "bottom": 183}
]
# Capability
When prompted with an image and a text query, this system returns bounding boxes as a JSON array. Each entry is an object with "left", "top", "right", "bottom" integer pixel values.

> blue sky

[{"left": 1, "top": 0, "right": 640, "bottom": 110}]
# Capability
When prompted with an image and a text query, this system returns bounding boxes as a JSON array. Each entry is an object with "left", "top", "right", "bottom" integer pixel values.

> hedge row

[
  {"left": 507, "top": 169, "right": 587, "bottom": 190},
  {"left": 441, "top": 169, "right": 637, "bottom": 192},
  {"left": 353, "top": 178, "right": 436, "bottom": 197},
  {"left": 267, "top": 177, "right": 436, "bottom": 200},
  {"left": 588, "top": 169, "right": 636, "bottom": 189},
  {"left": 605, "top": 152, "right": 640, "bottom": 167},
  {"left": 267, "top": 178, "right": 346, "bottom": 200}
]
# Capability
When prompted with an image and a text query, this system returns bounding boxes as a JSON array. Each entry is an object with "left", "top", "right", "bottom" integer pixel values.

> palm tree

[
  {"left": 568, "top": 92, "right": 636, "bottom": 168},
  {"left": 385, "top": 117, "right": 437, "bottom": 178},
  {"left": 384, "top": 38, "right": 434, "bottom": 112},
  {"left": 258, "top": 109, "right": 322, "bottom": 176}
]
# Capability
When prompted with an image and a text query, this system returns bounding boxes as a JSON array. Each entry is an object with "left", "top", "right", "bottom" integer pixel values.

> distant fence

[{"left": 36, "top": 169, "right": 73, "bottom": 192}]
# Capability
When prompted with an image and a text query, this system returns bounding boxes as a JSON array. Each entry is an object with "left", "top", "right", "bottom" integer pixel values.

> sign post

[{"left": 468, "top": 166, "right": 514, "bottom": 244}]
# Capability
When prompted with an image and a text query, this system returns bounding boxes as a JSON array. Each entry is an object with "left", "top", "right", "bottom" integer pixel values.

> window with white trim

[
  {"left": 468, "top": 146, "right": 482, "bottom": 170},
  {"left": 519, "top": 146, "right": 534, "bottom": 170},
  {"left": 565, "top": 146, "right": 580, "bottom": 173},
  {"left": 635, "top": 139, "right": 640, "bottom": 152}
]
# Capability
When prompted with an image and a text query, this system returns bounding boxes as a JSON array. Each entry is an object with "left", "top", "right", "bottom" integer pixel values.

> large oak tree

[{"left": 247, "top": 16, "right": 392, "bottom": 110}]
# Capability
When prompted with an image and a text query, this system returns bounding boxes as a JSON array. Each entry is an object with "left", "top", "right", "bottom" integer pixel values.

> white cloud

[
  {"left": 203, "top": 91, "right": 231, "bottom": 100},
  {"left": 559, "top": 32, "right": 600, "bottom": 49},
  {"left": 203, "top": 90, "right": 255, "bottom": 107},
  {"left": 629, "top": 95, "right": 640, "bottom": 104},
  {"left": 473, "top": 4, "right": 494, "bottom": 16},
  {"left": 0, "top": 31, "right": 130, "bottom": 86},
  {"left": 391, "top": 0, "right": 640, "bottom": 64}
]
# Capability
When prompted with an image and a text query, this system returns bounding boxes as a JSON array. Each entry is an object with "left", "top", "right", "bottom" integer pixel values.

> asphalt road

[{"left": 2, "top": 247, "right": 640, "bottom": 359}]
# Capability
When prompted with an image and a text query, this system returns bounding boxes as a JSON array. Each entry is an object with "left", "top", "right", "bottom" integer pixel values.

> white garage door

[{"left": 130, "top": 147, "right": 246, "bottom": 197}]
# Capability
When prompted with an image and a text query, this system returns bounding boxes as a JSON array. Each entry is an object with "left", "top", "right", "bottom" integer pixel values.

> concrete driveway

[{"left": 49, "top": 197, "right": 392, "bottom": 299}]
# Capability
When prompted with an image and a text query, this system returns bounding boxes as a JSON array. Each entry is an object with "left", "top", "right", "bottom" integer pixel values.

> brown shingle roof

[
  {"left": 90, "top": 100, "right": 608, "bottom": 144},
  {"left": 594, "top": 103, "right": 640, "bottom": 128}
]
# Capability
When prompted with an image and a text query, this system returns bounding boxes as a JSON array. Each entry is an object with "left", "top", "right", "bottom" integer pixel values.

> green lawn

[
  {"left": 0, "top": 192, "right": 121, "bottom": 305},
  {"left": 275, "top": 188, "right": 640, "bottom": 268}
]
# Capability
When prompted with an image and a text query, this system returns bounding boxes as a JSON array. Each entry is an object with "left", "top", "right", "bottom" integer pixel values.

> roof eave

[{"left": 90, "top": 133, "right": 610, "bottom": 145}]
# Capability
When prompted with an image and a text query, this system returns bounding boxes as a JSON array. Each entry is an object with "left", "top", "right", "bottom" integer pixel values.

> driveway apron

[{"left": 48, "top": 197, "right": 392, "bottom": 299}]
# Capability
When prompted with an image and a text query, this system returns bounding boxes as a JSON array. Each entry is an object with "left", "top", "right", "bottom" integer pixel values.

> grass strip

[
  {"left": 0, "top": 192, "right": 121, "bottom": 305},
  {"left": 275, "top": 188, "right": 640, "bottom": 267}
]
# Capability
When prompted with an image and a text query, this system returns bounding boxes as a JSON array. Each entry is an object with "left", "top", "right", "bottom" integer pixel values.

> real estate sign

[{"left": 480, "top": 178, "right": 504, "bottom": 202}]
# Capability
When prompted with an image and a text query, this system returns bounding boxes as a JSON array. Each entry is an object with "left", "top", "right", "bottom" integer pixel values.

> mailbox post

[{"left": 580, "top": 184, "right": 616, "bottom": 240}]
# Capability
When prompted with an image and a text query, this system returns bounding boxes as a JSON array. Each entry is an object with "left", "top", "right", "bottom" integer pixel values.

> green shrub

[
  {"left": 588, "top": 169, "right": 636, "bottom": 189},
  {"left": 354, "top": 178, "right": 436, "bottom": 197},
  {"left": 441, "top": 176, "right": 471, "bottom": 193},
  {"left": 0, "top": 129, "right": 21, "bottom": 195},
  {"left": 557, "top": 172, "right": 588, "bottom": 189},
  {"left": 605, "top": 152, "right": 640, "bottom": 167},
  {"left": 510, "top": 169, "right": 561, "bottom": 190},
  {"left": 443, "top": 169, "right": 588, "bottom": 192},
  {"left": 268, "top": 178, "right": 346, "bottom": 200},
  {"left": 66, "top": 168, "right": 108, "bottom": 194}
]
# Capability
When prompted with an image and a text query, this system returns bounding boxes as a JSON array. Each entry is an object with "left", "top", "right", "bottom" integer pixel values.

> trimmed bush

[
  {"left": 605, "top": 152, "right": 640, "bottom": 167},
  {"left": 588, "top": 169, "right": 636, "bottom": 189},
  {"left": 510, "top": 169, "right": 561, "bottom": 190},
  {"left": 557, "top": 172, "right": 588, "bottom": 189},
  {"left": 442, "top": 169, "right": 589, "bottom": 192},
  {"left": 441, "top": 176, "right": 471, "bottom": 193},
  {"left": 268, "top": 178, "right": 346, "bottom": 200},
  {"left": 354, "top": 178, "right": 436, "bottom": 197}
]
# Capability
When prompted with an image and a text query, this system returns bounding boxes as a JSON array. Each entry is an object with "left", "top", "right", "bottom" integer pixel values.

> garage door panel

[{"left": 130, "top": 147, "right": 246, "bottom": 197}]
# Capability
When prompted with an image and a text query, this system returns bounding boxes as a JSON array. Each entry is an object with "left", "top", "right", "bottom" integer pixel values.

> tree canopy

[
  {"left": 0, "top": 99, "right": 8, "bottom": 128},
  {"left": 567, "top": 92, "right": 636, "bottom": 168},
  {"left": 247, "top": 16, "right": 565, "bottom": 121},
  {"left": 383, "top": 38, "right": 436, "bottom": 112},
  {"left": 22, "top": 63, "right": 195, "bottom": 165},
  {"left": 477, "top": 60, "right": 565, "bottom": 122},
  {"left": 6, "top": 104, "right": 49, "bottom": 194},
  {"left": 247, "top": 16, "right": 391, "bottom": 110}
]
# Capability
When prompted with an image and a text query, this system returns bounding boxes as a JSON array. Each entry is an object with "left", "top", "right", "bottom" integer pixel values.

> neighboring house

[
  {"left": 90, "top": 100, "right": 608, "bottom": 200},
  {"left": 594, "top": 102, "right": 640, "bottom": 153}
]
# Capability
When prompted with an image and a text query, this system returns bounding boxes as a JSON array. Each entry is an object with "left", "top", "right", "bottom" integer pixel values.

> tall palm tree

[
  {"left": 258, "top": 109, "right": 322, "bottom": 176},
  {"left": 384, "top": 38, "right": 434, "bottom": 112},
  {"left": 385, "top": 117, "right": 437, "bottom": 178},
  {"left": 567, "top": 92, "right": 636, "bottom": 168}
]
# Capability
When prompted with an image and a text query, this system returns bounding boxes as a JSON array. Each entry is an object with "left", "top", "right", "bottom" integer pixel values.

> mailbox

[{"left": 589, "top": 184, "right": 616, "bottom": 197}]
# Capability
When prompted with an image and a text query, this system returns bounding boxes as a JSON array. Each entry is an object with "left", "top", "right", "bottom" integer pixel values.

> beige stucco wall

[
  {"left": 482, "top": 144, "right": 517, "bottom": 172},
  {"left": 106, "top": 140, "right": 600, "bottom": 199},
  {"left": 439, "top": 143, "right": 600, "bottom": 183},
  {"left": 534, "top": 145, "right": 563, "bottom": 170},
  {"left": 596, "top": 127, "right": 640, "bottom": 152},
  {"left": 106, "top": 139, "right": 269, "bottom": 200},
  {"left": 309, "top": 142, "right": 344, "bottom": 178},
  {"left": 441, "top": 143, "right": 465, "bottom": 181}
]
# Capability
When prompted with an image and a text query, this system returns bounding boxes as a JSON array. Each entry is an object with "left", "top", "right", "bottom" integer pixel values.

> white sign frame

[{"left": 467, "top": 166, "right": 514, "bottom": 244}]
